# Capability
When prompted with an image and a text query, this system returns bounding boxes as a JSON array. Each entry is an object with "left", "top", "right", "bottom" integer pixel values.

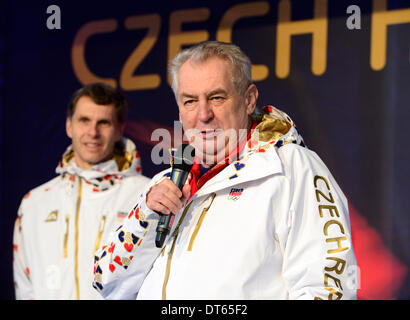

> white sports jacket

[
  {"left": 13, "top": 138, "right": 150, "bottom": 299},
  {"left": 93, "top": 107, "right": 357, "bottom": 300}
]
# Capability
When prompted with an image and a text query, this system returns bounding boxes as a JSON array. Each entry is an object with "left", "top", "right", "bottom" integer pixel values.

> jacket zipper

[
  {"left": 63, "top": 215, "right": 70, "bottom": 258},
  {"left": 94, "top": 215, "right": 106, "bottom": 253},
  {"left": 74, "top": 177, "right": 82, "bottom": 300},
  {"left": 162, "top": 200, "right": 193, "bottom": 300},
  {"left": 187, "top": 193, "right": 216, "bottom": 251}
]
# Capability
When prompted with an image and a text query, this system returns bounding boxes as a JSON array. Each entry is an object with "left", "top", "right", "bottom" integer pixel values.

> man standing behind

[{"left": 13, "top": 83, "right": 150, "bottom": 299}]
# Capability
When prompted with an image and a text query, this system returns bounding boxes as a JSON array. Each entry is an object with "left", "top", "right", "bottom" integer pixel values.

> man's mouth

[
  {"left": 83, "top": 142, "right": 102, "bottom": 150},
  {"left": 200, "top": 129, "right": 222, "bottom": 139}
]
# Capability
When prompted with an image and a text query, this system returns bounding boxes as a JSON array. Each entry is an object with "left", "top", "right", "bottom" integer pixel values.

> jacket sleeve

[
  {"left": 276, "top": 145, "right": 358, "bottom": 300},
  {"left": 92, "top": 174, "right": 168, "bottom": 300},
  {"left": 13, "top": 201, "right": 35, "bottom": 300}
]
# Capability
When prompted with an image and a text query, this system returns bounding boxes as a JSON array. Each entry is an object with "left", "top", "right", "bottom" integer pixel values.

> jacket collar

[
  {"left": 194, "top": 143, "right": 283, "bottom": 197},
  {"left": 55, "top": 137, "right": 142, "bottom": 192}
]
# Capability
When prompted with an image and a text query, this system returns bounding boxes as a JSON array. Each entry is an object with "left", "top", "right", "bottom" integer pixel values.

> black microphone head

[{"left": 172, "top": 144, "right": 195, "bottom": 172}]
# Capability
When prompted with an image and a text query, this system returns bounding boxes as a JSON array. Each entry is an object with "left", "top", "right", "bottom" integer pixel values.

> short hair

[
  {"left": 67, "top": 83, "right": 129, "bottom": 123},
  {"left": 169, "top": 41, "right": 252, "bottom": 99}
]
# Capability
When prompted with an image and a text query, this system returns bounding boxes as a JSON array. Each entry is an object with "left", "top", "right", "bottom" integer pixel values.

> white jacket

[
  {"left": 93, "top": 107, "right": 357, "bottom": 300},
  {"left": 13, "top": 138, "right": 150, "bottom": 299}
]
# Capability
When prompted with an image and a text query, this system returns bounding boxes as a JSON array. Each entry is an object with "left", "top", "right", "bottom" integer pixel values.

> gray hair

[{"left": 169, "top": 41, "right": 252, "bottom": 99}]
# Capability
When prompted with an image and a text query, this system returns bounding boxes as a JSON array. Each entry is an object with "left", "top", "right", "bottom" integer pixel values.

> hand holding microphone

[{"left": 146, "top": 144, "right": 195, "bottom": 247}]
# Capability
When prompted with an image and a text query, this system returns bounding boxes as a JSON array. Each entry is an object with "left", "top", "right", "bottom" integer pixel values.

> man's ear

[
  {"left": 245, "top": 84, "right": 259, "bottom": 115},
  {"left": 66, "top": 117, "right": 73, "bottom": 139}
]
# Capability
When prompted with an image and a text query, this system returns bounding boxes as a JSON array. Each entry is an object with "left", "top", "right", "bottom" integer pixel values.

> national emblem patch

[{"left": 228, "top": 188, "right": 243, "bottom": 201}]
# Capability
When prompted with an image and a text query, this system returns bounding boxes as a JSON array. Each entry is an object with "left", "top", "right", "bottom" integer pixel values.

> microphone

[{"left": 155, "top": 143, "right": 195, "bottom": 248}]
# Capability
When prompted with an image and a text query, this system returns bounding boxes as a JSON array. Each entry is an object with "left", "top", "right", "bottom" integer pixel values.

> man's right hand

[{"left": 146, "top": 178, "right": 191, "bottom": 215}]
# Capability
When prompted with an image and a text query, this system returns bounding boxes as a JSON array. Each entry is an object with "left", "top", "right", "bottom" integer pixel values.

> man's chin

[{"left": 194, "top": 150, "right": 228, "bottom": 167}]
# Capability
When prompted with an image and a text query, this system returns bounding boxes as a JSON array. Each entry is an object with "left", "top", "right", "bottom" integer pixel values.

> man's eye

[
  {"left": 210, "top": 96, "right": 225, "bottom": 103},
  {"left": 184, "top": 99, "right": 195, "bottom": 106}
]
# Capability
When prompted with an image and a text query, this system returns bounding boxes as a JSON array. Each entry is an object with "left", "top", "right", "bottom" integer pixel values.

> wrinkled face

[
  {"left": 66, "top": 96, "right": 124, "bottom": 169},
  {"left": 177, "top": 56, "right": 258, "bottom": 167}
]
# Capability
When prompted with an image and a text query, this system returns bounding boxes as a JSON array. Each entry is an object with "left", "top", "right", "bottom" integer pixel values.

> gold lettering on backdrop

[
  {"left": 313, "top": 175, "right": 350, "bottom": 300},
  {"left": 216, "top": 1, "right": 270, "bottom": 81},
  {"left": 371, "top": 0, "right": 410, "bottom": 70},
  {"left": 71, "top": 1, "right": 410, "bottom": 91},
  {"left": 71, "top": 19, "right": 118, "bottom": 88},
  {"left": 276, "top": 0, "right": 328, "bottom": 78},
  {"left": 120, "top": 14, "right": 161, "bottom": 91},
  {"left": 167, "top": 8, "right": 210, "bottom": 85}
]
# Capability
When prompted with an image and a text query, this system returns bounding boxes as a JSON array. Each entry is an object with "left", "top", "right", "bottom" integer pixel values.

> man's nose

[
  {"left": 197, "top": 100, "right": 214, "bottom": 123},
  {"left": 87, "top": 122, "right": 100, "bottom": 137}
]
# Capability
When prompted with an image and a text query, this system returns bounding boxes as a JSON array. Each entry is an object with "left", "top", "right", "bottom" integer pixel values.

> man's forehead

[
  {"left": 73, "top": 96, "right": 116, "bottom": 118},
  {"left": 177, "top": 58, "right": 235, "bottom": 96},
  {"left": 179, "top": 56, "right": 233, "bottom": 74}
]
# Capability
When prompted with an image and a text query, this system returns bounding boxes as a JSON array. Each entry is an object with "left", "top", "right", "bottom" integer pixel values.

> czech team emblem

[{"left": 228, "top": 188, "right": 243, "bottom": 201}]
